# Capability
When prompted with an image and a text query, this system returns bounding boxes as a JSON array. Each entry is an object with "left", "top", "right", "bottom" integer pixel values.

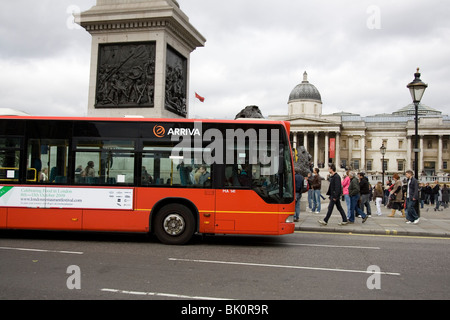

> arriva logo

[
  {"left": 167, "top": 128, "right": 201, "bottom": 136},
  {"left": 153, "top": 125, "right": 201, "bottom": 138},
  {"left": 153, "top": 125, "right": 166, "bottom": 138}
]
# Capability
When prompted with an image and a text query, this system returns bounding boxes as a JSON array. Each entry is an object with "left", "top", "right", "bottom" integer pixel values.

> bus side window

[
  {"left": 26, "top": 139, "right": 69, "bottom": 184},
  {"left": 74, "top": 139, "right": 135, "bottom": 186},
  {"left": 0, "top": 138, "right": 21, "bottom": 183},
  {"left": 141, "top": 152, "right": 212, "bottom": 188}
]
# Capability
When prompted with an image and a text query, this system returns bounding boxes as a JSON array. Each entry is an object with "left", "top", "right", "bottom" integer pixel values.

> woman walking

[
  {"left": 342, "top": 170, "right": 351, "bottom": 219},
  {"left": 388, "top": 173, "right": 405, "bottom": 218},
  {"left": 373, "top": 181, "right": 383, "bottom": 216}
]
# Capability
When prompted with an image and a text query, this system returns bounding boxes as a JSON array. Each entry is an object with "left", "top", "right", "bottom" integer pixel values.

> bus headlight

[{"left": 285, "top": 215, "right": 294, "bottom": 223}]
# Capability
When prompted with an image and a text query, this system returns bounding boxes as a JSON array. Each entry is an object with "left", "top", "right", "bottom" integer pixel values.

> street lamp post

[
  {"left": 407, "top": 68, "right": 427, "bottom": 218},
  {"left": 380, "top": 143, "right": 386, "bottom": 205},
  {"left": 406, "top": 68, "right": 428, "bottom": 179}
]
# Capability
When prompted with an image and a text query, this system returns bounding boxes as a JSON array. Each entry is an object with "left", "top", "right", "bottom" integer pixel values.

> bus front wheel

[{"left": 153, "top": 204, "right": 195, "bottom": 245}]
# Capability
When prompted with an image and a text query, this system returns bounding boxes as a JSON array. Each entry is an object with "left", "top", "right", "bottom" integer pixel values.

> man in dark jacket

[
  {"left": 424, "top": 183, "right": 432, "bottom": 205},
  {"left": 348, "top": 172, "right": 368, "bottom": 223},
  {"left": 358, "top": 172, "right": 372, "bottom": 216},
  {"left": 432, "top": 180, "right": 440, "bottom": 211},
  {"left": 318, "top": 164, "right": 348, "bottom": 226},
  {"left": 405, "top": 170, "right": 420, "bottom": 224}
]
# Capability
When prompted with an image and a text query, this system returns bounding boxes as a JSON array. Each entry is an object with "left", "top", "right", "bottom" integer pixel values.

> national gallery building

[{"left": 269, "top": 72, "right": 450, "bottom": 180}]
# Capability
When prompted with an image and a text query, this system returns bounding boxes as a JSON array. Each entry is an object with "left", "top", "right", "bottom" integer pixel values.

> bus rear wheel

[{"left": 153, "top": 204, "right": 195, "bottom": 245}]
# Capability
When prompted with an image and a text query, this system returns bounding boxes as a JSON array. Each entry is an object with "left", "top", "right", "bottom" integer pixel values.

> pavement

[{"left": 295, "top": 198, "right": 450, "bottom": 238}]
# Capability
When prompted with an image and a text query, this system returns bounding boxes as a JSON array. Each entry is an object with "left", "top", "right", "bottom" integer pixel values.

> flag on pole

[{"left": 195, "top": 92, "right": 205, "bottom": 102}]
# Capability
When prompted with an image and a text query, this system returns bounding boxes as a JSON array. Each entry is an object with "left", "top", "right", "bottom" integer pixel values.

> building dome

[{"left": 288, "top": 71, "right": 322, "bottom": 103}]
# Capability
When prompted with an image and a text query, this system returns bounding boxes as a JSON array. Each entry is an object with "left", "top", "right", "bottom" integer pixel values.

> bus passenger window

[
  {"left": 74, "top": 139, "right": 135, "bottom": 186},
  {"left": 75, "top": 151, "right": 134, "bottom": 185},
  {"left": 141, "top": 152, "right": 212, "bottom": 188},
  {"left": 26, "top": 139, "right": 69, "bottom": 184},
  {"left": 0, "top": 138, "right": 21, "bottom": 183}
]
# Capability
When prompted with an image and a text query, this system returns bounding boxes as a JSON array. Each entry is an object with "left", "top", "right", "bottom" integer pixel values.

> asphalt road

[{"left": 1, "top": 230, "right": 449, "bottom": 302}]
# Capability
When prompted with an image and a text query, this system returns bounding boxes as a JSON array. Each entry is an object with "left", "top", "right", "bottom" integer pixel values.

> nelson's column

[{"left": 76, "top": 0, "right": 206, "bottom": 118}]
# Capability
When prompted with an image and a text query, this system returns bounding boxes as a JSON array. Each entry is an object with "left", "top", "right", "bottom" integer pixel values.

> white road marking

[
  {"left": 0, "top": 246, "right": 83, "bottom": 255},
  {"left": 169, "top": 258, "right": 401, "bottom": 276},
  {"left": 101, "top": 288, "right": 233, "bottom": 300},
  {"left": 273, "top": 242, "right": 380, "bottom": 250}
]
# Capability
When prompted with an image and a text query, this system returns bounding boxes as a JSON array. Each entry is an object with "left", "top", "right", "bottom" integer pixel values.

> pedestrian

[
  {"left": 318, "top": 164, "right": 348, "bottom": 226},
  {"left": 433, "top": 181, "right": 440, "bottom": 211},
  {"left": 358, "top": 172, "right": 372, "bottom": 217},
  {"left": 384, "top": 179, "right": 392, "bottom": 206},
  {"left": 294, "top": 168, "right": 304, "bottom": 222},
  {"left": 442, "top": 184, "right": 449, "bottom": 209},
  {"left": 307, "top": 172, "right": 314, "bottom": 212},
  {"left": 373, "top": 181, "right": 383, "bottom": 216},
  {"left": 388, "top": 173, "right": 405, "bottom": 218},
  {"left": 311, "top": 168, "right": 322, "bottom": 214},
  {"left": 348, "top": 171, "right": 368, "bottom": 223},
  {"left": 342, "top": 170, "right": 351, "bottom": 218},
  {"left": 419, "top": 183, "right": 426, "bottom": 209},
  {"left": 405, "top": 170, "right": 420, "bottom": 224},
  {"left": 424, "top": 183, "right": 432, "bottom": 205}
]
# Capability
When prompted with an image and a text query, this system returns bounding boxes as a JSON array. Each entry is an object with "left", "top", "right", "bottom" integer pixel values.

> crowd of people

[{"left": 294, "top": 167, "right": 449, "bottom": 226}]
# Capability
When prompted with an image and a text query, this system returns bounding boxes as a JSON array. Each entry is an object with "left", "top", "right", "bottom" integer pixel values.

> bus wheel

[{"left": 154, "top": 204, "right": 195, "bottom": 245}]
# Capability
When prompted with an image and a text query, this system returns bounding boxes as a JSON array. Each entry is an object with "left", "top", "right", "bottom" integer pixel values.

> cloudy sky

[{"left": 1, "top": 0, "right": 449, "bottom": 119}]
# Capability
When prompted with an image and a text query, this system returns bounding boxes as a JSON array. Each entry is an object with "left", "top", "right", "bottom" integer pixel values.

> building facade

[{"left": 269, "top": 72, "right": 450, "bottom": 179}]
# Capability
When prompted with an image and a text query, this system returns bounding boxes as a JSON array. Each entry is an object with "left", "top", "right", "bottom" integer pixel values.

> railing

[{"left": 367, "top": 174, "right": 450, "bottom": 184}]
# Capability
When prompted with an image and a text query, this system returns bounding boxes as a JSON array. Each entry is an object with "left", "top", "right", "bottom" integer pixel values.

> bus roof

[{"left": 0, "top": 115, "right": 289, "bottom": 126}]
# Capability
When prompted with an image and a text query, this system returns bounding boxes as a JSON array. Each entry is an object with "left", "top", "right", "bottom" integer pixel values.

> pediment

[{"left": 288, "top": 116, "right": 338, "bottom": 126}]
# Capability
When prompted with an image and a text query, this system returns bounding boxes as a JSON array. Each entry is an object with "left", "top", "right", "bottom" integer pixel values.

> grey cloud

[{"left": 0, "top": 0, "right": 448, "bottom": 118}]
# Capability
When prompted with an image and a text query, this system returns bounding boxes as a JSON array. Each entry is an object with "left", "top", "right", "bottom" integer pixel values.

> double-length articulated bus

[{"left": 0, "top": 116, "right": 295, "bottom": 244}]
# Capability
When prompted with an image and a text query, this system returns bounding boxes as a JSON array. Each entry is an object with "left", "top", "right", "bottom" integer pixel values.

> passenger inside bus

[
  {"left": 141, "top": 166, "right": 153, "bottom": 185},
  {"left": 197, "top": 165, "right": 210, "bottom": 186}
]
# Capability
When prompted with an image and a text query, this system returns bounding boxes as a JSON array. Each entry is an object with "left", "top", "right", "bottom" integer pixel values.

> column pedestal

[{"left": 77, "top": 0, "right": 206, "bottom": 118}]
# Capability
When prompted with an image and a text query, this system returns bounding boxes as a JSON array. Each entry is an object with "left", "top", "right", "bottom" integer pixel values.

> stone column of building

[
  {"left": 303, "top": 132, "right": 308, "bottom": 152},
  {"left": 293, "top": 132, "right": 298, "bottom": 150},
  {"left": 335, "top": 132, "right": 341, "bottom": 170},
  {"left": 361, "top": 135, "right": 366, "bottom": 172},
  {"left": 314, "top": 131, "right": 319, "bottom": 169},
  {"left": 438, "top": 135, "right": 443, "bottom": 173},
  {"left": 348, "top": 135, "right": 353, "bottom": 169}
]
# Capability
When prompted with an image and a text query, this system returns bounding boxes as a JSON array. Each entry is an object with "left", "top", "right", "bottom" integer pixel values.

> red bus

[{"left": 0, "top": 116, "right": 295, "bottom": 244}]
